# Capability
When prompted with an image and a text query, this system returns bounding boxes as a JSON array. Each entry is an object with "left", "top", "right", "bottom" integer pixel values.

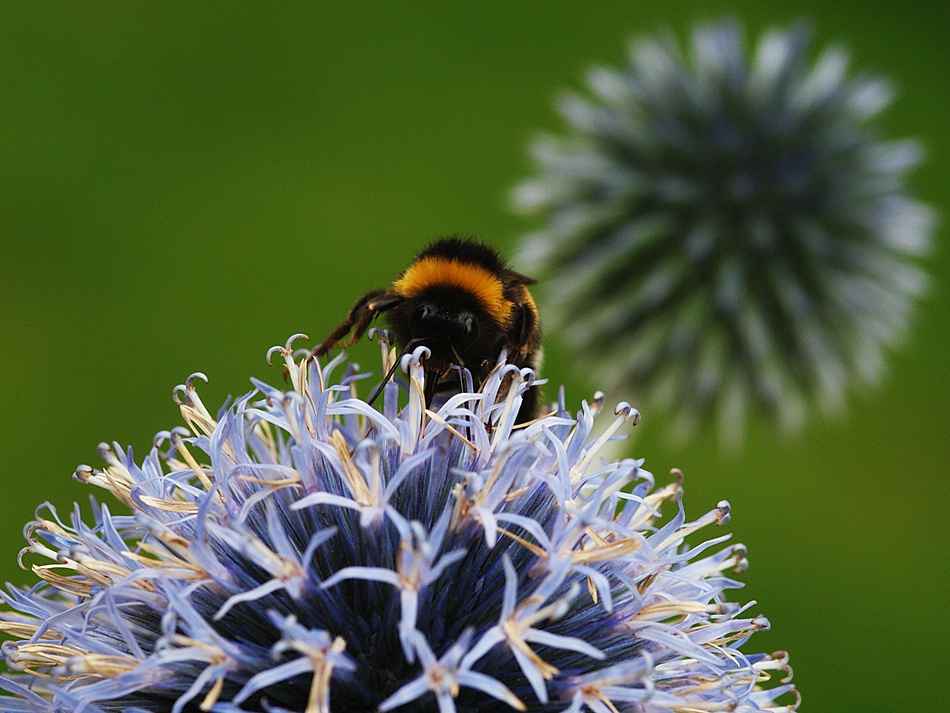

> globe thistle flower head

[
  {"left": 0, "top": 333, "right": 798, "bottom": 711},
  {"left": 514, "top": 20, "right": 934, "bottom": 444}
]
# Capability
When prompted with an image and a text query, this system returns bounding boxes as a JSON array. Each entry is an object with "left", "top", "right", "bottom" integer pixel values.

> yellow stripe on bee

[{"left": 393, "top": 256, "right": 513, "bottom": 325}]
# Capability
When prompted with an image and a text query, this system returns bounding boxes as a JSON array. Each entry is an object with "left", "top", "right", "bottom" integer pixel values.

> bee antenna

[
  {"left": 448, "top": 343, "right": 466, "bottom": 369},
  {"left": 446, "top": 343, "right": 470, "bottom": 394},
  {"left": 366, "top": 338, "right": 428, "bottom": 408},
  {"left": 365, "top": 358, "right": 402, "bottom": 408}
]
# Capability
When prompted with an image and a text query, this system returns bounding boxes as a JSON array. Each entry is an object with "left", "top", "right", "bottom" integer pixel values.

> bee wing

[{"left": 505, "top": 269, "right": 537, "bottom": 285}]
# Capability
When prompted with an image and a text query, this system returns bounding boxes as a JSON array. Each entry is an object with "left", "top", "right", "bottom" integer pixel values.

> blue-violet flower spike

[
  {"left": 0, "top": 333, "right": 798, "bottom": 711},
  {"left": 514, "top": 20, "right": 934, "bottom": 444}
]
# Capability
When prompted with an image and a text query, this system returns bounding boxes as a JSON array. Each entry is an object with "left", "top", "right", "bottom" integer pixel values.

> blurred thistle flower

[
  {"left": 0, "top": 333, "right": 797, "bottom": 712},
  {"left": 514, "top": 20, "right": 934, "bottom": 443}
]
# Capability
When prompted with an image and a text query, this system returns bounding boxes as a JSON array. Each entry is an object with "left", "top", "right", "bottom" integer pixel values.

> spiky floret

[
  {"left": 0, "top": 333, "right": 797, "bottom": 712},
  {"left": 514, "top": 20, "right": 934, "bottom": 444}
]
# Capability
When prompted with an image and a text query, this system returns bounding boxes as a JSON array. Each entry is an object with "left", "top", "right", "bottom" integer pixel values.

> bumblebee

[{"left": 314, "top": 237, "right": 541, "bottom": 422}]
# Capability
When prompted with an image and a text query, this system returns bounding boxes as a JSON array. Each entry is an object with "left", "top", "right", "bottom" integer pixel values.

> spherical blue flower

[
  {"left": 1, "top": 333, "right": 797, "bottom": 711},
  {"left": 514, "top": 20, "right": 934, "bottom": 444}
]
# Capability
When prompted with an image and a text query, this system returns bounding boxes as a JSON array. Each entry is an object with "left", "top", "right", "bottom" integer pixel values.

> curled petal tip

[
  {"left": 368, "top": 327, "right": 392, "bottom": 343},
  {"left": 402, "top": 345, "right": 431, "bottom": 369},
  {"left": 265, "top": 345, "right": 285, "bottom": 365},
  {"left": 186, "top": 372, "right": 209, "bottom": 388},
  {"left": 770, "top": 651, "right": 796, "bottom": 682},
  {"left": 716, "top": 500, "right": 732, "bottom": 525},
  {"left": 286, "top": 333, "right": 309, "bottom": 349},
  {"left": 173, "top": 372, "right": 208, "bottom": 403},
  {"left": 592, "top": 391, "right": 606, "bottom": 410},
  {"left": 72, "top": 464, "right": 93, "bottom": 483},
  {"left": 269, "top": 333, "right": 311, "bottom": 363},
  {"left": 613, "top": 402, "right": 640, "bottom": 425}
]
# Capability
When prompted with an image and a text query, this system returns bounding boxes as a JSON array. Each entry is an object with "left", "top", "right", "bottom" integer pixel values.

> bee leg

[
  {"left": 423, "top": 366, "right": 441, "bottom": 411},
  {"left": 313, "top": 290, "right": 399, "bottom": 357}
]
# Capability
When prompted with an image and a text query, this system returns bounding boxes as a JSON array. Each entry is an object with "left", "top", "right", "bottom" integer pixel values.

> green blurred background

[{"left": 1, "top": 2, "right": 946, "bottom": 711}]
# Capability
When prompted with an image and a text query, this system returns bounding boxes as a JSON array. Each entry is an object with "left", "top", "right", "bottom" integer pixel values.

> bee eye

[
  {"left": 462, "top": 315, "right": 478, "bottom": 344},
  {"left": 445, "top": 311, "right": 478, "bottom": 351},
  {"left": 410, "top": 304, "right": 433, "bottom": 337}
]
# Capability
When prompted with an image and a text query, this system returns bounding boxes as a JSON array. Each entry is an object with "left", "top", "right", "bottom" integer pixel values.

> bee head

[{"left": 410, "top": 302, "right": 479, "bottom": 352}]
